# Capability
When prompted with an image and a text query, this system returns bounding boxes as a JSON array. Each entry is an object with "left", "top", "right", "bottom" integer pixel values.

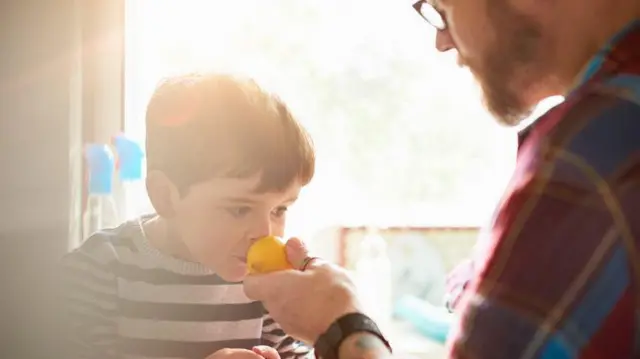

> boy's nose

[{"left": 249, "top": 218, "right": 272, "bottom": 242}]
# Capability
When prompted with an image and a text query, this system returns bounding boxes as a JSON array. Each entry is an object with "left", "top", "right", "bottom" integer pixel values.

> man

[{"left": 244, "top": 0, "right": 640, "bottom": 357}]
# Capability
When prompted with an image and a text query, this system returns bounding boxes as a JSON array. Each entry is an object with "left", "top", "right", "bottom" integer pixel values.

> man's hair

[{"left": 145, "top": 73, "right": 315, "bottom": 194}]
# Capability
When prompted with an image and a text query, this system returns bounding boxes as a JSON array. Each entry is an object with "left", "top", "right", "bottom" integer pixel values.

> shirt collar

[
  {"left": 571, "top": 19, "right": 640, "bottom": 91},
  {"left": 517, "top": 19, "right": 640, "bottom": 148},
  {"left": 517, "top": 122, "right": 535, "bottom": 148}
]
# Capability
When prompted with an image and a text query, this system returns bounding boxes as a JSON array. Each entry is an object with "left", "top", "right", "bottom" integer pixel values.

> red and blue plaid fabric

[{"left": 448, "top": 20, "right": 640, "bottom": 358}]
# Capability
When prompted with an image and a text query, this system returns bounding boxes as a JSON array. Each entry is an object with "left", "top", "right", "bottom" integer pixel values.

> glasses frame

[{"left": 412, "top": 0, "right": 447, "bottom": 31}]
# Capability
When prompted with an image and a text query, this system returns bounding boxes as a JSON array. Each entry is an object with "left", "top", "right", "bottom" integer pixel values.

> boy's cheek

[
  {"left": 187, "top": 243, "right": 231, "bottom": 275},
  {"left": 187, "top": 229, "right": 246, "bottom": 262}
]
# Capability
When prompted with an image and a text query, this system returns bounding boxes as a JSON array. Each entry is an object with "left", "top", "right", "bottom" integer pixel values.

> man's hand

[
  {"left": 243, "top": 238, "right": 363, "bottom": 345},
  {"left": 206, "top": 347, "right": 280, "bottom": 359}
]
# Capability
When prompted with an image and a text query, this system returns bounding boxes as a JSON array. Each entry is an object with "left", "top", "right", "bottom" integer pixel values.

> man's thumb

[{"left": 285, "top": 237, "right": 310, "bottom": 269}]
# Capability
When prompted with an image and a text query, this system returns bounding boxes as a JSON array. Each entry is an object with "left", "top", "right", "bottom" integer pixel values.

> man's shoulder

[
  {"left": 524, "top": 83, "right": 640, "bottom": 172},
  {"left": 551, "top": 85, "right": 640, "bottom": 177},
  {"left": 511, "top": 84, "right": 640, "bottom": 199}
]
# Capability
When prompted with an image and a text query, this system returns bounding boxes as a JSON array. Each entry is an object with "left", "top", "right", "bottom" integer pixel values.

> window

[{"left": 124, "top": 0, "right": 561, "bottom": 238}]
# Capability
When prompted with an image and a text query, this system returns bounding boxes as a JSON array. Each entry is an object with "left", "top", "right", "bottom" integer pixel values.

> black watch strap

[{"left": 314, "top": 313, "right": 392, "bottom": 359}]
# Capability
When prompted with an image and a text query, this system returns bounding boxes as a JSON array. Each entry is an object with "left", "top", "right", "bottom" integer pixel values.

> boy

[{"left": 60, "top": 73, "right": 315, "bottom": 359}]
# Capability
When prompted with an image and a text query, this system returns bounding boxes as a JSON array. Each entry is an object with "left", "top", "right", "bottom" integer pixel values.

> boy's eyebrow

[
  {"left": 220, "top": 196, "right": 259, "bottom": 204},
  {"left": 220, "top": 194, "right": 299, "bottom": 204}
]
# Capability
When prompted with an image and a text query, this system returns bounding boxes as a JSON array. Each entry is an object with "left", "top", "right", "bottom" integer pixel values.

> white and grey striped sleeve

[
  {"left": 261, "top": 311, "right": 312, "bottom": 359},
  {"left": 60, "top": 235, "right": 119, "bottom": 359}
]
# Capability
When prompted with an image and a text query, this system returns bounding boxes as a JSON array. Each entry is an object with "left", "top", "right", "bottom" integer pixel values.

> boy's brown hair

[{"left": 145, "top": 73, "right": 315, "bottom": 194}]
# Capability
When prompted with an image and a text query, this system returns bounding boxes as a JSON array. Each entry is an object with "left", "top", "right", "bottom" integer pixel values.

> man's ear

[{"left": 146, "top": 170, "right": 180, "bottom": 218}]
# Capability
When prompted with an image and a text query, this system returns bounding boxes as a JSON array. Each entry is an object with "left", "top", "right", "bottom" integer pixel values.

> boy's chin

[{"left": 217, "top": 263, "right": 249, "bottom": 283}]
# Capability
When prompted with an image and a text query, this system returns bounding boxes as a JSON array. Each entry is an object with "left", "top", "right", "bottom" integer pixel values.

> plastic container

[
  {"left": 112, "top": 134, "right": 144, "bottom": 182},
  {"left": 353, "top": 228, "right": 393, "bottom": 328},
  {"left": 394, "top": 295, "right": 454, "bottom": 344}
]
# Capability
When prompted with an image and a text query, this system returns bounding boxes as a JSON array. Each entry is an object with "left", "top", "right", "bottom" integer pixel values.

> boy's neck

[{"left": 143, "top": 216, "right": 195, "bottom": 262}]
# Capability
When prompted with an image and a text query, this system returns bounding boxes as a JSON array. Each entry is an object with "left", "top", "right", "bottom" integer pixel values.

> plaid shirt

[{"left": 447, "top": 20, "right": 640, "bottom": 358}]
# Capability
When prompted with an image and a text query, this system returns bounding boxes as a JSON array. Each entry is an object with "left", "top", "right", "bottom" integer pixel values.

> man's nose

[{"left": 435, "top": 29, "right": 455, "bottom": 52}]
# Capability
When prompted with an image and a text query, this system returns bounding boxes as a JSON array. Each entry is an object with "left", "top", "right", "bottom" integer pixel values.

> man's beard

[{"left": 470, "top": 3, "right": 544, "bottom": 126}]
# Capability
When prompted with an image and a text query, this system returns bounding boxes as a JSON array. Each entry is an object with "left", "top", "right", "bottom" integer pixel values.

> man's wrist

[
  {"left": 337, "top": 332, "right": 392, "bottom": 359},
  {"left": 314, "top": 313, "right": 391, "bottom": 359}
]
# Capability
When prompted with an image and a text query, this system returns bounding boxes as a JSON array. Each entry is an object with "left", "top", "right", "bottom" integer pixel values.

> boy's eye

[
  {"left": 272, "top": 206, "right": 288, "bottom": 218},
  {"left": 226, "top": 206, "right": 251, "bottom": 218}
]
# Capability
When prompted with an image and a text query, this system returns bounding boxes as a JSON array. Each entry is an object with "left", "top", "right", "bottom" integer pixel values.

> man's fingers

[
  {"left": 285, "top": 237, "right": 309, "bottom": 269},
  {"left": 284, "top": 237, "right": 326, "bottom": 271},
  {"left": 243, "top": 274, "right": 272, "bottom": 300},
  {"left": 252, "top": 346, "right": 280, "bottom": 359}
]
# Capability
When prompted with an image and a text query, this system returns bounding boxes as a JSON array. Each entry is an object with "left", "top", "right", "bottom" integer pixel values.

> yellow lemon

[{"left": 246, "top": 236, "right": 293, "bottom": 274}]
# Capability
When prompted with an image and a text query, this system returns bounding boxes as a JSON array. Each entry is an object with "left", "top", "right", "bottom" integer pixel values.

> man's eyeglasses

[{"left": 413, "top": 0, "right": 446, "bottom": 31}]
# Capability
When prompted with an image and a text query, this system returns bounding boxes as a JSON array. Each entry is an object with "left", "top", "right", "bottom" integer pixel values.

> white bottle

[{"left": 353, "top": 227, "right": 393, "bottom": 328}]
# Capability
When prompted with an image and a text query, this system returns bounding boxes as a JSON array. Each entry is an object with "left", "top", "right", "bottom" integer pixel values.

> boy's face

[{"left": 170, "top": 173, "right": 302, "bottom": 282}]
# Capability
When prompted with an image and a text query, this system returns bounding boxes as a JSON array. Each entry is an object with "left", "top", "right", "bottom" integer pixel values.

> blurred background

[
  {"left": 122, "top": 0, "right": 560, "bottom": 312},
  {"left": 0, "top": 0, "right": 562, "bottom": 358},
  {"left": 121, "top": 2, "right": 562, "bottom": 356}
]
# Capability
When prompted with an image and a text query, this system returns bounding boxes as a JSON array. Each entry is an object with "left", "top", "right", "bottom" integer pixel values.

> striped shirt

[
  {"left": 448, "top": 20, "right": 640, "bottom": 358},
  {"left": 60, "top": 218, "right": 310, "bottom": 359}
]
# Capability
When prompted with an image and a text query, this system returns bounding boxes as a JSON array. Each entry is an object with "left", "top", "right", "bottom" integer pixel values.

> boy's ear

[{"left": 146, "top": 171, "right": 180, "bottom": 218}]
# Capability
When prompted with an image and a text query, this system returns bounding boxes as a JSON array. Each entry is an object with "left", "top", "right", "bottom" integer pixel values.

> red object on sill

[{"left": 335, "top": 226, "right": 478, "bottom": 267}]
